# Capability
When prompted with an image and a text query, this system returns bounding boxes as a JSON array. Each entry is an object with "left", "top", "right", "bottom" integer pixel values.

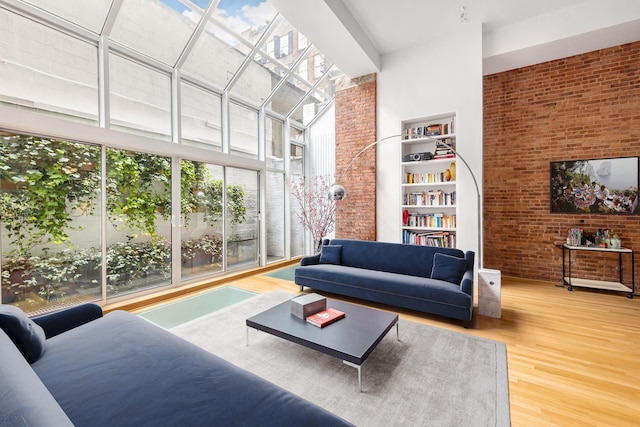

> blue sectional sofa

[
  {"left": 0, "top": 303, "right": 352, "bottom": 427},
  {"left": 295, "top": 239, "right": 475, "bottom": 325}
]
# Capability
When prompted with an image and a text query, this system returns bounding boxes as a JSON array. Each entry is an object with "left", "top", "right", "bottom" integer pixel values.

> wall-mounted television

[{"left": 550, "top": 157, "right": 639, "bottom": 214}]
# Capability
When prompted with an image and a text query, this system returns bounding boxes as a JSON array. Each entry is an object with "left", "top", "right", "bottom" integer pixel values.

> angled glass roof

[{"left": 8, "top": 0, "right": 342, "bottom": 126}]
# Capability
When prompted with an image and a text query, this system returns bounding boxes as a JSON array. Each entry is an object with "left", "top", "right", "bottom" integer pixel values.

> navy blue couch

[
  {"left": 295, "top": 239, "right": 475, "bottom": 325},
  {"left": 0, "top": 303, "right": 352, "bottom": 427}
]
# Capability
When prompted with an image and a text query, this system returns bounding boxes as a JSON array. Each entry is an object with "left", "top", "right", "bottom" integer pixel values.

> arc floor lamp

[{"left": 327, "top": 135, "right": 482, "bottom": 267}]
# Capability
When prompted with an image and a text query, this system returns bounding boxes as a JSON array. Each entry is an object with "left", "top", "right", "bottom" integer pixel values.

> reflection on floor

[{"left": 137, "top": 286, "right": 256, "bottom": 328}]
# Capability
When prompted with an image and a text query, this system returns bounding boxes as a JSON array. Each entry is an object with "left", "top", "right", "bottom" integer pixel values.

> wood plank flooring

[
  {"left": 121, "top": 265, "right": 640, "bottom": 426},
  {"left": 232, "top": 272, "right": 640, "bottom": 427}
]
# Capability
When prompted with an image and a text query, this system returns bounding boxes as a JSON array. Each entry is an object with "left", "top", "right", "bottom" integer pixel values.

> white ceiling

[{"left": 272, "top": 0, "right": 640, "bottom": 77}]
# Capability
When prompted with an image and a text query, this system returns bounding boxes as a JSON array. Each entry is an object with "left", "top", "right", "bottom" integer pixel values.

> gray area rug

[{"left": 171, "top": 291, "right": 510, "bottom": 426}]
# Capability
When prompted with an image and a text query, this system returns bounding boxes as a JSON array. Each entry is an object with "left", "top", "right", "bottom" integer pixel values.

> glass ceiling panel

[
  {"left": 290, "top": 89, "right": 329, "bottom": 125},
  {"left": 214, "top": 0, "right": 277, "bottom": 47},
  {"left": 230, "top": 54, "right": 284, "bottom": 106},
  {"left": 20, "top": 0, "right": 112, "bottom": 33},
  {"left": 110, "top": 0, "right": 201, "bottom": 66},
  {"left": 267, "top": 75, "right": 309, "bottom": 117},
  {"left": 181, "top": 19, "right": 247, "bottom": 90}
]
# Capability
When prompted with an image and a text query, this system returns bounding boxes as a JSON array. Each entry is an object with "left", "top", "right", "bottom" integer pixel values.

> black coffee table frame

[{"left": 246, "top": 298, "right": 399, "bottom": 392}]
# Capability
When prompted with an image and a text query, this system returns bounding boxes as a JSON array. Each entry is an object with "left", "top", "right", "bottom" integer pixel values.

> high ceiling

[{"left": 271, "top": 0, "right": 640, "bottom": 77}]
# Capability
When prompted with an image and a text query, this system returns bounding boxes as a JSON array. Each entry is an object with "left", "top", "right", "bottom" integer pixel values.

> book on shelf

[
  {"left": 306, "top": 308, "right": 346, "bottom": 328},
  {"left": 402, "top": 229, "right": 456, "bottom": 248}
]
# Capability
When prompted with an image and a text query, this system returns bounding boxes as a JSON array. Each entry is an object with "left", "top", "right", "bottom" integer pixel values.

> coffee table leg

[{"left": 343, "top": 360, "right": 363, "bottom": 392}]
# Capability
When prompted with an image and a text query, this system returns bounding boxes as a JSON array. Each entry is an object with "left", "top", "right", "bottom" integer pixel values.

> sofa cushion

[
  {"left": 0, "top": 329, "right": 73, "bottom": 426},
  {"left": 0, "top": 305, "right": 46, "bottom": 363},
  {"left": 430, "top": 253, "right": 467, "bottom": 285},
  {"left": 320, "top": 245, "right": 342, "bottom": 264}
]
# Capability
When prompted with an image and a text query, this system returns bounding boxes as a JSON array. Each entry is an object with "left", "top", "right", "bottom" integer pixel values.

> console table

[{"left": 562, "top": 244, "right": 635, "bottom": 298}]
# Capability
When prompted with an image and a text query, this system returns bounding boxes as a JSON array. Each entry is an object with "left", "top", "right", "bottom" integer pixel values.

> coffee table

[{"left": 246, "top": 298, "right": 399, "bottom": 392}]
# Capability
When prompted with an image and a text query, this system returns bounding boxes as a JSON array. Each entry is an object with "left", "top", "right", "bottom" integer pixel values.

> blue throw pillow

[
  {"left": 319, "top": 245, "right": 342, "bottom": 265},
  {"left": 430, "top": 253, "right": 467, "bottom": 284},
  {"left": 0, "top": 304, "right": 46, "bottom": 363}
]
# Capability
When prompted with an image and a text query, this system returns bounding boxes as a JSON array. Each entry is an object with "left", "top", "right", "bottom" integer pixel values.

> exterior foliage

[{"left": 0, "top": 135, "right": 247, "bottom": 306}]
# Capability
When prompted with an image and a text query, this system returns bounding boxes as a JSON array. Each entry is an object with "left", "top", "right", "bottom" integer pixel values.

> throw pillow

[
  {"left": 0, "top": 304, "right": 46, "bottom": 363},
  {"left": 430, "top": 253, "right": 467, "bottom": 284},
  {"left": 319, "top": 245, "right": 342, "bottom": 265}
]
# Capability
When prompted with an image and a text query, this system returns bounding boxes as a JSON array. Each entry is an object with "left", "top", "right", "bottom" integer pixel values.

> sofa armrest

[
  {"left": 460, "top": 251, "right": 475, "bottom": 296},
  {"left": 32, "top": 303, "right": 103, "bottom": 339},
  {"left": 300, "top": 253, "right": 321, "bottom": 266}
]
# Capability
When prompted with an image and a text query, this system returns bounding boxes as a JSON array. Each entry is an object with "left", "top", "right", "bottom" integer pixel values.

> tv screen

[{"left": 550, "top": 157, "right": 639, "bottom": 214}]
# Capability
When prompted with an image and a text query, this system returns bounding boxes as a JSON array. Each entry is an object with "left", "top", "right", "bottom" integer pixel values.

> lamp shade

[{"left": 328, "top": 184, "right": 346, "bottom": 201}]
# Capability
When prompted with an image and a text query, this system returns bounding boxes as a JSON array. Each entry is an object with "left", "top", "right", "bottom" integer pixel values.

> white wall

[{"left": 376, "top": 21, "right": 483, "bottom": 262}]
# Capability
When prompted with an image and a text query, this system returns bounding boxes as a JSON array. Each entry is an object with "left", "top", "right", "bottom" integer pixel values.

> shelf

[
  {"left": 401, "top": 114, "right": 457, "bottom": 248},
  {"left": 402, "top": 205, "right": 456, "bottom": 209},
  {"left": 402, "top": 134, "right": 456, "bottom": 144},
  {"left": 563, "top": 244, "right": 632, "bottom": 253},
  {"left": 563, "top": 277, "right": 632, "bottom": 293},
  {"left": 402, "top": 157, "right": 455, "bottom": 166},
  {"left": 402, "top": 226, "right": 456, "bottom": 232},
  {"left": 402, "top": 182, "right": 455, "bottom": 187}
]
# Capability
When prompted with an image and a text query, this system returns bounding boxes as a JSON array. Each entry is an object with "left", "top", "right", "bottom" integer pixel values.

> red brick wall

[
  {"left": 335, "top": 74, "right": 377, "bottom": 240},
  {"left": 483, "top": 41, "right": 640, "bottom": 292}
]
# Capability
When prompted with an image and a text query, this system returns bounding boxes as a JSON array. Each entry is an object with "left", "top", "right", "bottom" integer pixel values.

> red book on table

[{"left": 306, "top": 308, "right": 346, "bottom": 328}]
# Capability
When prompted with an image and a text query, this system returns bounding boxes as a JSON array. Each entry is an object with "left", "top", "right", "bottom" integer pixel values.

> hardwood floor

[{"left": 229, "top": 272, "right": 640, "bottom": 427}]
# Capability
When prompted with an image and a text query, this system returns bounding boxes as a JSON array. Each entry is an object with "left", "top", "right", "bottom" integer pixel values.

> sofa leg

[
  {"left": 299, "top": 285, "right": 304, "bottom": 292},
  {"left": 462, "top": 319, "right": 471, "bottom": 328}
]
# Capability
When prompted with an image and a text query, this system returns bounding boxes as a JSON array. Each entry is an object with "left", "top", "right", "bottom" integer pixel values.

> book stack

[
  {"left": 434, "top": 142, "right": 455, "bottom": 159},
  {"left": 306, "top": 308, "right": 346, "bottom": 328}
]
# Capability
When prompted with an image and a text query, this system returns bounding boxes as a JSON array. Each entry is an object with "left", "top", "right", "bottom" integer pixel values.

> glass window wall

[
  {"left": 0, "top": 0, "right": 342, "bottom": 313},
  {"left": 0, "top": 133, "right": 102, "bottom": 313}
]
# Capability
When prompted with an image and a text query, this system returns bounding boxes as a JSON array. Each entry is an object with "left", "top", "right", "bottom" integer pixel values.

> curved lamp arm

[
  {"left": 328, "top": 134, "right": 402, "bottom": 201},
  {"left": 327, "top": 135, "right": 482, "bottom": 267}
]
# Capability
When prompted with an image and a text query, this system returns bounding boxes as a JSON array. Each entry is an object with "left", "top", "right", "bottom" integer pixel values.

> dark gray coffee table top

[{"left": 246, "top": 298, "right": 398, "bottom": 366}]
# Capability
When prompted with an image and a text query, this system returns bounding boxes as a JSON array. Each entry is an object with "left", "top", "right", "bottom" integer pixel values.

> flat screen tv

[{"left": 550, "top": 157, "right": 639, "bottom": 214}]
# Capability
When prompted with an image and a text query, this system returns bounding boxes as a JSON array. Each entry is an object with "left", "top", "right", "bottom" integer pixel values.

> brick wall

[
  {"left": 483, "top": 41, "right": 640, "bottom": 293},
  {"left": 334, "top": 74, "right": 377, "bottom": 240}
]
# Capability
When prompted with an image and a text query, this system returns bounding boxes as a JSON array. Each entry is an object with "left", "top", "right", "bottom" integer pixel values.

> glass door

[
  {"left": 180, "top": 161, "right": 224, "bottom": 281},
  {"left": 226, "top": 167, "right": 259, "bottom": 270}
]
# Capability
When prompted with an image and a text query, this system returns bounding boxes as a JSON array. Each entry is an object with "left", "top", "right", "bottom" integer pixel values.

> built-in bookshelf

[{"left": 401, "top": 114, "right": 457, "bottom": 248}]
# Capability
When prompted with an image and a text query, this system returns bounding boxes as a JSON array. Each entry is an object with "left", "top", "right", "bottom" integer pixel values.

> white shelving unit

[{"left": 401, "top": 114, "right": 457, "bottom": 248}]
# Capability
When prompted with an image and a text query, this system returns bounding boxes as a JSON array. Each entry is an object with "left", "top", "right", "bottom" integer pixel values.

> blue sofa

[
  {"left": 0, "top": 303, "right": 352, "bottom": 427},
  {"left": 295, "top": 239, "right": 475, "bottom": 325}
]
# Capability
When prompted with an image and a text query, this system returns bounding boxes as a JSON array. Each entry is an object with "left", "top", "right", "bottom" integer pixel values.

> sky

[{"left": 160, "top": 0, "right": 275, "bottom": 35}]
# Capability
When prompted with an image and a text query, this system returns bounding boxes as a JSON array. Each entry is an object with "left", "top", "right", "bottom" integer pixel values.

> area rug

[{"left": 171, "top": 291, "right": 510, "bottom": 426}]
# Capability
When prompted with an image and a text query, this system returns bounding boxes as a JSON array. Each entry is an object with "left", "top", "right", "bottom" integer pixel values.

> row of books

[
  {"left": 404, "top": 191, "right": 456, "bottom": 206},
  {"left": 402, "top": 123, "right": 453, "bottom": 140},
  {"left": 405, "top": 171, "right": 454, "bottom": 184},
  {"left": 404, "top": 212, "right": 456, "bottom": 228},
  {"left": 402, "top": 230, "right": 456, "bottom": 248}
]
